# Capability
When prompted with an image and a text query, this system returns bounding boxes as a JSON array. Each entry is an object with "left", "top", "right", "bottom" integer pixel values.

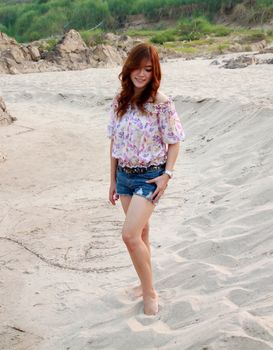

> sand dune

[{"left": 0, "top": 56, "right": 273, "bottom": 349}]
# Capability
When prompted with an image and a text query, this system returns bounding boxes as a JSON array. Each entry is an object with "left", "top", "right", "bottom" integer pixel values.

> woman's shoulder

[
  {"left": 111, "top": 92, "right": 120, "bottom": 109},
  {"left": 154, "top": 91, "right": 170, "bottom": 104},
  {"left": 112, "top": 92, "right": 120, "bottom": 102},
  {"left": 145, "top": 92, "right": 171, "bottom": 109}
]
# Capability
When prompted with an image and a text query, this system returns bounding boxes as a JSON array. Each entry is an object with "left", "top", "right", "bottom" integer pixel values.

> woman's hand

[
  {"left": 146, "top": 174, "right": 169, "bottom": 203},
  {"left": 109, "top": 181, "right": 119, "bottom": 205}
]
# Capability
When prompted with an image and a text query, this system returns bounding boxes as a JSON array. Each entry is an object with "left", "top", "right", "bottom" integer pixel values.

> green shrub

[
  {"left": 47, "top": 38, "right": 58, "bottom": 51},
  {"left": 247, "top": 6, "right": 273, "bottom": 24},
  {"left": 177, "top": 46, "right": 197, "bottom": 54},
  {"left": 39, "top": 38, "right": 58, "bottom": 51},
  {"left": 80, "top": 29, "right": 105, "bottom": 46},
  {"left": 23, "top": 8, "right": 67, "bottom": 41},
  {"left": 0, "top": 23, "right": 8, "bottom": 33},
  {"left": 125, "top": 29, "right": 159, "bottom": 37},
  {"left": 216, "top": 43, "right": 229, "bottom": 53},
  {"left": 0, "top": 0, "right": 272, "bottom": 43},
  {"left": 177, "top": 16, "right": 231, "bottom": 41},
  {"left": 191, "top": 38, "right": 215, "bottom": 45},
  {"left": 213, "top": 24, "right": 232, "bottom": 36},
  {"left": 107, "top": 0, "right": 131, "bottom": 27},
  {"left": 230, "top": 2, "right": 273, "bottom": 25},
  {"left": 151, "top": 30, "right": 176, "bottom": 44},
  {"left": 256, "top": 0, "right": 273, "bottom": 5},
  {"left": 133, "top": 0, "right": 166, "bottom": 21},
  {"left": 69, "top": 0, "right": 110, "bottom": 31},
  {"left": 178, "top": 18, "right": 201, "bottom": 41},
  {"left": 230, "top": 4, "right": 248, "bottom": 22},
  {"left": 14, "top": 10, "right": 38, "bottom": 35},
  {"left": 27, "top": 31, "right": 41, "bottom": 41},
  {"left": 0, "top": 5, "right": 18, "bottom": 29},
  {"left": 244, "top": 32, "right": 267, "bottom": 42},
  {"left": 243, "top": 44, "right": 252, "bottom": 51}
]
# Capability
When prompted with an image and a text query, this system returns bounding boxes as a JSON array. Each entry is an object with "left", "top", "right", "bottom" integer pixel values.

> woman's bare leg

[
  {"left": 120, "top": 194, "right": 158, "bottom": 315},
  {"left": 133, "top": 223, "right": 150, "bottom": 297},
  {"left": 141, "top": 223, "right": 151, "bottom": 255},
  {"left": 120, "top": 195, "right": 151, "bottom": 297},
  {"left": 120, "top": 196, "right": 150, "bottom": 297},
  {"left": 120, "top": 196, "right": 151, "bottom": 254}
]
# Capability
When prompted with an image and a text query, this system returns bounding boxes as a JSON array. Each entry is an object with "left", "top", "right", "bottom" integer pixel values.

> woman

[{"left": 107, "top": 43, "right": 185, "bottom": 315}]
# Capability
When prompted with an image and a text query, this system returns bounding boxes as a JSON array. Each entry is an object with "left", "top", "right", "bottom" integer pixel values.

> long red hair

[{"left": 116, "top": 43, "right": 161, "bottom": 117}]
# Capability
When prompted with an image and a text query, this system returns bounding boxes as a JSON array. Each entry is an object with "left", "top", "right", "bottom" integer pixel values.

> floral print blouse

[{"left": 107, "top": 96, "right": 185, "bottom": 168}]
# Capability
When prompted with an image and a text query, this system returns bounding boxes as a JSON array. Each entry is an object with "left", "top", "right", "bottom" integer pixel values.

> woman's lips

[{"left": 134, "top": 78, "right": 146, "bottom": 83}]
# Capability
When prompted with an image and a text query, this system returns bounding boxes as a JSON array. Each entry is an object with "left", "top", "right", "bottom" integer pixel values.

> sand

[{"left": 0, "top": 55, "right": 273, "bottom": 349}]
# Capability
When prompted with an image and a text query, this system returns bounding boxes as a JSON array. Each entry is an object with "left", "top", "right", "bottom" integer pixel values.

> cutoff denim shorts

[{"left": 116, "top": 165, "right": 166, "bottom": 205}]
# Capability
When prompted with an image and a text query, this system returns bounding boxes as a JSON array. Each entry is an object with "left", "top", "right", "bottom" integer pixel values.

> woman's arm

[
  {"left": 146, "top": 142, "right": 180, "bottom": 203},
  {"left": 109, "top": 140, "right": 119, "bottom": 205},
  {"left": 165, "top": 142, "right": 180, "bottom": 173},
  {"left": 110, "top": 140, "right": 118, "bottom": 182}
]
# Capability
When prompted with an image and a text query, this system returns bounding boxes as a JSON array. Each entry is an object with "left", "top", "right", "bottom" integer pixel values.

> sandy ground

[{"left": 0, "top": 56, "right": 273, "bottom": 349}]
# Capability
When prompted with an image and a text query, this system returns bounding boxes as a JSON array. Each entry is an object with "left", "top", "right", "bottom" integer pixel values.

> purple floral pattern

[{"left": 107, "top": 96, "right": 185, "bottom": 168}]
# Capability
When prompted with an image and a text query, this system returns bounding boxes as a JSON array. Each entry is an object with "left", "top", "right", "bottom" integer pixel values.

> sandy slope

[{"left": 0, "top": 56, "right": 273, "bottom": 349}]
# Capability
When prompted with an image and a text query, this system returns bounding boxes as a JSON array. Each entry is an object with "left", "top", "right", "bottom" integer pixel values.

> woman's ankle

[{"left": 142, "top": 288, "right": 157, "bottom": 298}]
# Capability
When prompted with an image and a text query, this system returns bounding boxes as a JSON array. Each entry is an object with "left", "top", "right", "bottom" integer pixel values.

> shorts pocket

[{"left": 143, "top": 169, "right": 164, "bottom": 180}]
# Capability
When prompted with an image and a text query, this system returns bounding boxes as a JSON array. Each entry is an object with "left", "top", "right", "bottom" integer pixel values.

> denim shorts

[{"left": 116, "top": 166, "right": 166, "bottom": 204}]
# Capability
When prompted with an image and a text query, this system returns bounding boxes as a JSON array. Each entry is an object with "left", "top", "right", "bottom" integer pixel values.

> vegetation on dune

[
  {"left": 38, "top": 37, "right": 58, "bottom": 52},
  {"left": 79, "top": 29, "right": 106, "bottom": 46},
  {"left": 177, "top": 17, "right": 232, "bottom": 40},
  {"left": 228, "top": 0, "right": 273, "bottom": 25},
  {"left": 149, "top": 17, "right": 232, "bottom": 44},
  {"left": 0, "top": 0, "right": 273, "bottom": 43}
]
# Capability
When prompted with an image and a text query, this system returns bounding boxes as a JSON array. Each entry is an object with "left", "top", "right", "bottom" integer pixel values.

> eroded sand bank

[{"left": 0, "top": 57, "right": 273, "bottom": 349}]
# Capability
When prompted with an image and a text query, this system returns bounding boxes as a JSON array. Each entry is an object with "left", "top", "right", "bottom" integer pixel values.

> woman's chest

[{"left": 116, "top": 109, "right": 158, "bottom": 136}]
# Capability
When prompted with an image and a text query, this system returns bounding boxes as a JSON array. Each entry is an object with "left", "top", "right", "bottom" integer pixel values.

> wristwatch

[{"left": 164, "top": 169, "right": 173, "bottom": 179}]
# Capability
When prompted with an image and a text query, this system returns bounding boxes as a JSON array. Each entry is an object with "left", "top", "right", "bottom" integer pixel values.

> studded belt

[{"left": 117, "top": 163, "right": 165, "bottom": 174}]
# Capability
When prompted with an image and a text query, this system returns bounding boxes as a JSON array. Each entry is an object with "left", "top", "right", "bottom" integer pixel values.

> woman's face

[{"left": 130, "top": 59, "right": 153, "bottom": 93}]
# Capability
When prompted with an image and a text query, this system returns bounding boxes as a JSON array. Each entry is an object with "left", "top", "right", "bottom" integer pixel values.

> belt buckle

[
  {"left": 120, "top": 164, "right": 164, "bottom": 174},
  {"left": 126, "top": 167, "right": 135, "bottom": 174},
  {"left": 128, "top": 167, "right": 145, "bottom": 174},
  {"left": 135, "top": 167, "right": 143, "bottom": 174}
]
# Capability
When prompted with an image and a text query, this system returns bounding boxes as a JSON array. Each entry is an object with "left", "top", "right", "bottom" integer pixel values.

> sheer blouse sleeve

[
  {"left": 157, "top": 98, "right": 185, "bottom": 144},
  {"left": 107, "top": 96, "right": 118, "bottom": 139}
]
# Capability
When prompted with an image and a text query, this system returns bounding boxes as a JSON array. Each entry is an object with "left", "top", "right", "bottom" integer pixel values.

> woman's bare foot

[
  {"left": 125, "top": 284, "right": 143, "bottom": 299},
  {"left": 132, "top": 285, "right": 143, "bottom": 297},
  {"left": 143, "top": 291, "right": 159, "bottom": 315}
]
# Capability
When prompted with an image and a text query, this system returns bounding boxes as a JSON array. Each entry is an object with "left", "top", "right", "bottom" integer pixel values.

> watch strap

[{"left": 164, "top": 169, "right": 173, "bottom": 178}]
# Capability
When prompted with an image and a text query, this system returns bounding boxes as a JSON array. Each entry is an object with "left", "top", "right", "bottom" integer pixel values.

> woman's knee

[
  {"left": 122, "top": 228, "right": 140, "bottom": 250},
  {"left": 142, "top": 223, "right": 149, "bottom": 239},
  {"left": 122, "top": 223, "right": 149, "bottom": 246}
]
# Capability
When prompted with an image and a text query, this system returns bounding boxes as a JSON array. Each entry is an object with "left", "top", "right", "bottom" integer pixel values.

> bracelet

[{"left": 164, "top": 169, "right": 173, "bottom": 179}]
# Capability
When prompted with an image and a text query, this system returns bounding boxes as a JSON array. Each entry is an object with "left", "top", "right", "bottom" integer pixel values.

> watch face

[{"left": 165, "top": 170, "right": 173, "bottom": 178}]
